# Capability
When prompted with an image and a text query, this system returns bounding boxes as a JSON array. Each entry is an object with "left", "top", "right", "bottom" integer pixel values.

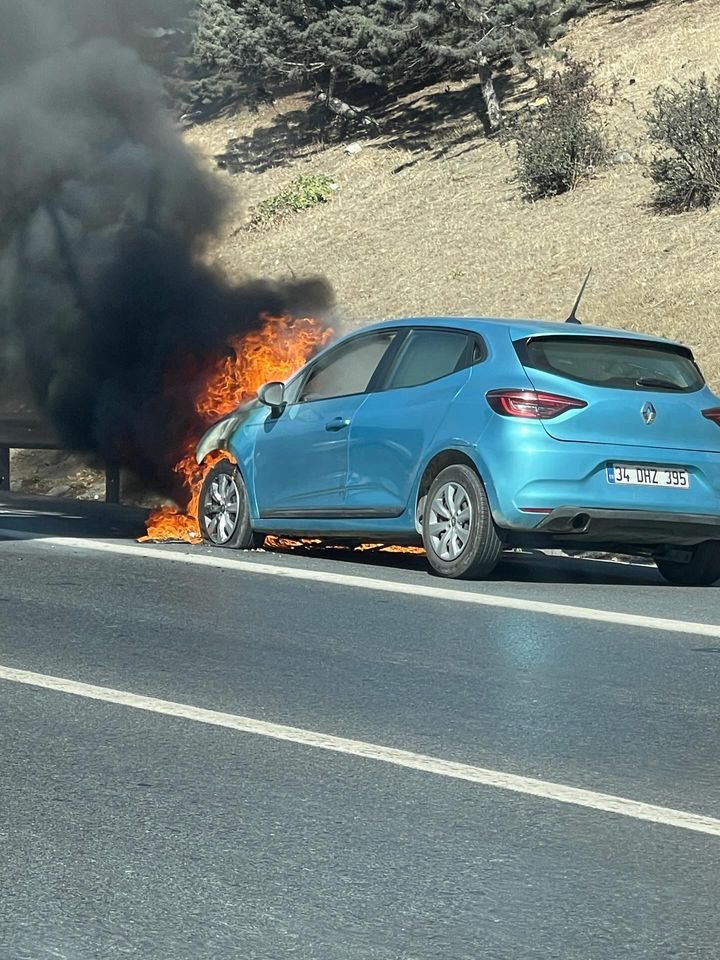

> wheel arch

[
  {"left": 197, "top": 411, "right": 260, "bottom": 517},
  {"left": 415, "top": 447, "right": 498, "bottom": 531},
  {"left": 195, "top": 407, "right": 255, "bottom": 470}
]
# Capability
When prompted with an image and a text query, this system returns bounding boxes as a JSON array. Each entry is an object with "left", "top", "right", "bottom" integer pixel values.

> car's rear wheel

[
  {"left": 199, "top": 459, "right": 263, "bottom": 550},
  {"left": 422, "top": 464, "right": 502, "bottom": 579},
  {"left": 655, "top": 541, "right": 720, "bottom": 586}
]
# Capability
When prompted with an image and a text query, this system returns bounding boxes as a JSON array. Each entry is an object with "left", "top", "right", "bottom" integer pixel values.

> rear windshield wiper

[{"left": 635, "top": 377, "right": 685, "bottom": 391}]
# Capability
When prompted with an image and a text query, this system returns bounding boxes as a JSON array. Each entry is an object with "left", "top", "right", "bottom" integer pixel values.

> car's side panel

[
  {"left": 226, "top": 410, "right": 263, "bottom": 517},
  {"left": 250, "top": 512, "right": 423, "bottom": 542}
]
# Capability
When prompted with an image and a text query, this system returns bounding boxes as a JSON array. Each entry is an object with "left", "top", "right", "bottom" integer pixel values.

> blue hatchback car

[{"left": 196, "top": 316, "right": 720, "bottom": 584}]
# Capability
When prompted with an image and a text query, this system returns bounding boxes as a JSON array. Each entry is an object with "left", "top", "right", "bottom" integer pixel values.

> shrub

[
  {"left": 509, "top": 58, "right": 608, "bottom": 200},
  {"left": 249, "top": 174, "right": 337, "bottom": 228},
  {"left": 647, "top": 73, "right": 720, "bottom": 212}
]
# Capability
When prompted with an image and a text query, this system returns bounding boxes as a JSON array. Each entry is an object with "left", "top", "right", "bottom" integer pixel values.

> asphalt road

[{"left": 1, "top": 492, "right": 720, "bottom": 960}]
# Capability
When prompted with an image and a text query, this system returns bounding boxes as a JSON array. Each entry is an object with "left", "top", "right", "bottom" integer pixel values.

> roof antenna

[{"left": 565, "top": 268, "right": 592, "bottom": 324}]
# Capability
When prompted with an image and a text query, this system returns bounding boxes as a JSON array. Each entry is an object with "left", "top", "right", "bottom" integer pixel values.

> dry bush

[
  {"left": 508, "top": 58, "right": 609, "bottom": 200},
  {"left": 647, "top": 73, "right": 720, "bottom": 212}
]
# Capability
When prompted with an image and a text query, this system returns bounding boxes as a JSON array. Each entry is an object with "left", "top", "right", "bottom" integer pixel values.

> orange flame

[
  {"left": 142, "top": 313, "right": 426, "bottom": 557},
  {"left": 142, "top": 315, "right": 333, "bottom": 542},
  {"left": 264, "top": 538, "right": 425, "bottom": 555}
]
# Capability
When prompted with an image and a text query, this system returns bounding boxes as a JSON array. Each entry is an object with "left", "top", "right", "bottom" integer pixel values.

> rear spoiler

[{"left": 513, "top": 333, "right": 695, "bottom": 362}]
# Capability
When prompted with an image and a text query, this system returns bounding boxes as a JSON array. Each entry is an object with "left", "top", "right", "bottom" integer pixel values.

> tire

[
  {"left": 655, "top": 541, "right": 720, "bottom": 586},
  {"left": 198, "top": 459, "right": 263, "bottom": 550},
  {"left": 422, "top": 464, "right": 502, "bottom": 580}
]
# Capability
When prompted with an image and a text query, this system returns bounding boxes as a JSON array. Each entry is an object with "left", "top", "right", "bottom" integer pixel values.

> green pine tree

[{"left": 187, "top": 0, "right": 588, "bottom": 123}]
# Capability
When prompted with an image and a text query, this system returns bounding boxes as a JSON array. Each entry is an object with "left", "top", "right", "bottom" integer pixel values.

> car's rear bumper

[
  {"left": 478, "top": 429, "right": 720, "bottom": 539},
  {"left": 531, "top": 507, "right": 720, "bottom": 546}
]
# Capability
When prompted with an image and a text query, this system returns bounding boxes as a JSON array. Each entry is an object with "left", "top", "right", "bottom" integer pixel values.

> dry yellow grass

[{"left": 185, "top": 0, "right": 720, "bottom": 382}]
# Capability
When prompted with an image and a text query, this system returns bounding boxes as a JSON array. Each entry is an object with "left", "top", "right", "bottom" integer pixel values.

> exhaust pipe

[{"left": 570, "top": 512, "right": 591, "bottom": 533}]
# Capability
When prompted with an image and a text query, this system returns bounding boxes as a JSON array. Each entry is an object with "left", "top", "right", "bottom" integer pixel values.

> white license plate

[{"left": 607, "top": 464, "right": 690, "bottom": 488}]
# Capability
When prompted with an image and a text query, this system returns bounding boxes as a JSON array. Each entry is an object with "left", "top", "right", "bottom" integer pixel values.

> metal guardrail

[{"left": 0, "top": 418, "right": 121, "bottom": 503}]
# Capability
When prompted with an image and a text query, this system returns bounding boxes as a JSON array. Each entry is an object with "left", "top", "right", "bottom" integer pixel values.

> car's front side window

[
  {"left": 383, "top": 329, "right": 473, "bottom": 390},
  {"left": 297, "top": 331, "right": 397, "bottom": 402}
]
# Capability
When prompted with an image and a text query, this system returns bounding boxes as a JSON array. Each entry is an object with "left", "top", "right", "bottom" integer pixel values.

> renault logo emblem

[{"left": 641, "top": 401, "right": 656, "bottom": 425}]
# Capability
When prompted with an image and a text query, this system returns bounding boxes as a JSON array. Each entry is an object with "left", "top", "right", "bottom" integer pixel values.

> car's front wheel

[
  {"left": 422, "top": 464, "right": 502, "bottom": 579},
  {"left": 655, "top": 541, "right": 720, "bottom": 586},
  {"left": 198, "top": 458, "right": 263, "bottom": 549}
]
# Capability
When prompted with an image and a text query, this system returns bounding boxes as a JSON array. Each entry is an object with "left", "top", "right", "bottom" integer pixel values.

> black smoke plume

[{"left": 0, "top": 0, "right": 333, "bottom": 496}]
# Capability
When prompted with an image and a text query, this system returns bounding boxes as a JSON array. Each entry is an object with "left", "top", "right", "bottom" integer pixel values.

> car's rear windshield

[{"left": 514, "top": 335, "right": 704, "bottom": 393}]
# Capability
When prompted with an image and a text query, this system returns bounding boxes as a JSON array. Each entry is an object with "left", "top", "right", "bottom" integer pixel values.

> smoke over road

[{"left": 0, "top": 0, "right": 333, "bottom": 495}]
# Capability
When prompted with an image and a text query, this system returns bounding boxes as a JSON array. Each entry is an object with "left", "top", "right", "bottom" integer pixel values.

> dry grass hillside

[{"left": 186, "top": 0, "right": 720, "bottom": 382}]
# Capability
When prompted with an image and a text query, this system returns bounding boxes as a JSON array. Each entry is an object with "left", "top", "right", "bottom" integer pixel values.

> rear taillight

[
  {"left": 486, "top": 389, "right": 587, "bottom": 420},
  {"left": 702, "top": 407, "right": 720, "bottom": 427}
]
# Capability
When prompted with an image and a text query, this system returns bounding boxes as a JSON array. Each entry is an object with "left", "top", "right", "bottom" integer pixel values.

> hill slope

[{"left": 186, "top": 0, "right": 720, "bottom": 381}]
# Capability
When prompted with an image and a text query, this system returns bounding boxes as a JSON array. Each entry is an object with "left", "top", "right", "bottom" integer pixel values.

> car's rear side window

[
  {"left": 515, "top": 335, "right": 704, "bottom": 393},
  {"left": 384, "top": 329, "right": 474, "bottom": 390}
]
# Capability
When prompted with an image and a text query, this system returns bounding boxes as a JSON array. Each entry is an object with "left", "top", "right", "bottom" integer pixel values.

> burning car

[{"left": 192, "top": 315, "right": 720, "bottom": 584}]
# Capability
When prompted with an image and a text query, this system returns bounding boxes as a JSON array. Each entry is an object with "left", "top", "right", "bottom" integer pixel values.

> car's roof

[{"left": 356, "top": 315, "right": 683, "bottom": 347}]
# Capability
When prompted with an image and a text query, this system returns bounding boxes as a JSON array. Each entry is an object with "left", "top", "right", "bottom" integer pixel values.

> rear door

[
  {"left": 513, "top": 333, "right": 720, "bottom": 452},
  {"left": 345, "top": 328, "right": 479, "bottom": 516}
]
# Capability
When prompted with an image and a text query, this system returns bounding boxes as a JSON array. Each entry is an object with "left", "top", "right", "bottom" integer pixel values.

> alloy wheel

[
  {"left": 202, "top": 471, "right": 241, "bottom": 545},
  {"left": 427, "top": 480, "right": 473, "bottom": 561}
]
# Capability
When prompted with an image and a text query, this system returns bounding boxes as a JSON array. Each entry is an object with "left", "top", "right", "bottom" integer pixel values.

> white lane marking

[
  {"left": 1, "top": 663, "right": 719, "bottom": 837},
  {"left": 2, "top": 528, "right": 720, "bottom": 639}
]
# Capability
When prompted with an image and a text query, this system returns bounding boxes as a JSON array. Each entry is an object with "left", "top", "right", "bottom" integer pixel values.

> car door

[
  {"left": 253, "top": 329, "right": 398, "bottom": 517},
  {"left": 345, "top": 327, "right": 480, "bottom": 516}
]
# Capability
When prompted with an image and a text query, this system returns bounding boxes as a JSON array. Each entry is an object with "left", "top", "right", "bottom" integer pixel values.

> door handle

[{"left": 325, "top": 417, "right": 351, "bottom": 432}]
